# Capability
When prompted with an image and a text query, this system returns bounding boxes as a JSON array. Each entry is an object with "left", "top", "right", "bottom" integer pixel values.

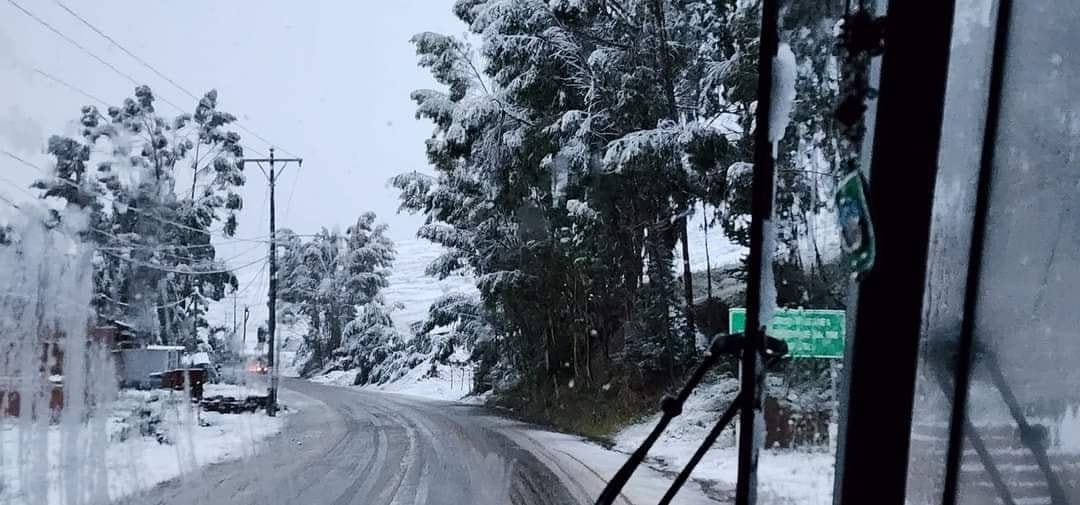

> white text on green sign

[{"left": 728, "top": 308, "right": 845, "bottom": 359}]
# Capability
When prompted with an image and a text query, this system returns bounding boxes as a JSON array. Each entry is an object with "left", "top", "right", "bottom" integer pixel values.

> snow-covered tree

[
  {"left": 34, "top": 86, "right": 246, "bottom": 347},
  {"left": 278, "top": 212, "right": 397, "bottom": 376},
  {"left": 397, "top": 0, "right": 718, "bottom": 387},
  {"left": 397, "top": 1, "right": 850, "bottom": 405}
]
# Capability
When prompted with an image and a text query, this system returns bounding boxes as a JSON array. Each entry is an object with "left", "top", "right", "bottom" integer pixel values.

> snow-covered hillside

[
  {"left": 684, "top": 210, "right": 747, "bottom": 273},
  {"left": 680, "top": 207, "right": 842, "bottom": 274},
  {"left": 381, "top": 237, "right": 477, "bottom": 337},
  {"left": 310, "top": 346, "right": 480, "bottom": 403}
]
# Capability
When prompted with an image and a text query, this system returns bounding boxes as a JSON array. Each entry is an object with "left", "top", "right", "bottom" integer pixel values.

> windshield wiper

[
  {"left": 932, "top": 365, "right": 1016, "bottom": 505},
  {"left": 595, "top": 333, "right": 788, "bottom": 505},
  {"left": 980, "top": 349, "right": 1069, "bottom": 505},
  {"left": 932, "top": 343, "right": 1070, "bottom": 505}
]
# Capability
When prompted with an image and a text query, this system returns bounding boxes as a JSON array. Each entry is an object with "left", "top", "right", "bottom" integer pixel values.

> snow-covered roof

[
  {"left": 145, "top": 345, "right": 186, "bottom": 351},
  {"left": 183, "top": 352, "right": 212, "bottom": 365}
]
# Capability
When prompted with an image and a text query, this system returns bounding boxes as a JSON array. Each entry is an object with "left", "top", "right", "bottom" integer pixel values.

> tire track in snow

[{"left": 131, "top": 379, "right": 592, "bottom": 505}]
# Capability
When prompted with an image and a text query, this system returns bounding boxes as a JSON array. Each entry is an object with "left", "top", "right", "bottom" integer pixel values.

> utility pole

[
  {"left": 242, "top": 306, "right": 249, "bottom": 344},
  {"left": 231, "top": 294, "right": 240, "bottom": 359},
  {"left": 241, "top": 148, "right": 302, "bottom": 416},
  {"left": 191, "top": 296, "right": 201, "bottom": 349}
]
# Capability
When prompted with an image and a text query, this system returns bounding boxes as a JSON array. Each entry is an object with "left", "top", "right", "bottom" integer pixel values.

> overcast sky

[{"left": 0, "top": 0, "right": 462, "bottom": 333}]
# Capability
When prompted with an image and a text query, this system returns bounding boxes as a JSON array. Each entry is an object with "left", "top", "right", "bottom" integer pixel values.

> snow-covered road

[{"left": 120, "top": 378, "right": 714, "bottom": 505}]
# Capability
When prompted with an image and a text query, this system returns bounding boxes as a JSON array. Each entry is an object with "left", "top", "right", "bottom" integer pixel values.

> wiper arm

[
  {"left": 932, "top": 343, "right": 1070, "bottom": 505},
  {"left": 595, "top": 333, "right": 788, "bottom": 505},
  {"left": 980, "top": 350, "right": 1070, "bottom": 505},
  {"left": 932, "top": 365, "right": 1016, "bottom": 505}
]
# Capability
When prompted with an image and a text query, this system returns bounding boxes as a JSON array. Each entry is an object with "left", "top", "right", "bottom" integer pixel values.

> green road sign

[{"left": 728, "top": 308, "right": 846, "bottom": 358}]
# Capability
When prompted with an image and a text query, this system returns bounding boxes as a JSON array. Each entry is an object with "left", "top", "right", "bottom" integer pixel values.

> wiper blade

[
  {"left": 593, "top": 341, "right": 725, "bottom": 505},
  {"left": 932, "top": 343, "right": 1070, "bottom": 505},
  {"left": 980, "top": 350, "right": 1069, "bottom": 505},
  {"left": 932, "top": 365, "right": 1016, "bottom": 505},
  {"left": 595, "top": 334, "right": 788, "bottom": 505}
]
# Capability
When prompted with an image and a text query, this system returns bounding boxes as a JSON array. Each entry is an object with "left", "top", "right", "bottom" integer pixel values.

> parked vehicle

[{"left": 246, "top": 357, "right": 268, "bottom": 375}]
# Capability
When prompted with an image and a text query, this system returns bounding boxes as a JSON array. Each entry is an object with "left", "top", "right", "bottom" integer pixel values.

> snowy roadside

[
  {"left": 0, "top": 386, "right": 288, "bottom": 505},
  {"left": 308, "top": 347, "right": 481, "bottom": 404},
  {"left": 525, "top": 425, "right": 833, "bottom": 505},
  {"left": 306, "top": 360, "right": 829, "bottom": 503},
  {"left": 611, "top": 380, "right": 835, "bottom": 504}
]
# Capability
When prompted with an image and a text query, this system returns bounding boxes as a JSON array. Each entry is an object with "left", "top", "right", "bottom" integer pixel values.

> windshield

[{"left": 2, "top": 1, "right": 1075, "bottom": 505}]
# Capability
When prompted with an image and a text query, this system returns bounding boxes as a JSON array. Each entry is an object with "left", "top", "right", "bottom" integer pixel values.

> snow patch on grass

[
  {"left": 522, "top": 428, "right": 718, "bottom": 504},
  {"left": 0, "top": 389, "right": 286, "bottom": 505},
  {"left": 361, "top": 347, "right": 475, "bottom": 402},
  {"left": 308, "top": 369, "right": 358, "bottom": 386},
  {"left": 612, "top": 378, "right": 836, "bottom": 505},
  {"left": 684, "top": 210, "right": 747, "bottom": 273},
  {"left": 309, "top": 347, "right": 479, "bottom": 404},
  {"left": 203, "top": 383, "right": 266, "bottom": 398},
  {"left": 615, "top": 377, "right": 741, "bottom": 454}
]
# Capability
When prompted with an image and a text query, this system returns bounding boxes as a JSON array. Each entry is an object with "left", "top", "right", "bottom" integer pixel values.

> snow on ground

[
  {"left": 521, "top": 427, "right": 719, "bottom": 504},
  {"left": 0, "top": 389, "right": 287, "bottom": 505},
  {"left": 308, "top": 369, "right": 357, "bottom": 387},
  {"left": 306, "top": 353, "right": 832, "bottom": 503},
  {"left": 310, "top": 347, "right": 477, "bottom": 403},
  {"left": 362, "top": 347, "right": 475, "bottom": 402},
  {"left": 203, "top": 383, "right": 266, "bottom": 398},
  {"left": 612, "top": 379, "right": 836, "bottom": 505},
  {"left": 302, "top": 223, "right": 833, "bottom": 503},
  {"left": 685, "top": 211, "right": 747, "bottom": 273},
  {"left": 277, "top": 316, "right": 309, "bottom": 378}
]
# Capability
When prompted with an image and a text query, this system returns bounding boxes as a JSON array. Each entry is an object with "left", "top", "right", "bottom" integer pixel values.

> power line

[
  {"left": 232, "top": 182, "right": 272, "bottom": 300},
  {"left": 0, "top": 170, "right": 37, "bottom": 201},
  {"left": 30, "top": 67, "right": 268, "bottom": 157},
  {"left": 8, "top": 0, "right": 270, "bottom": 157},
  {"left": 46, "top": 0, "right": 297, "bottom": 159},
  {"left": 283, "top": 162, "right": 301, "bottom": 221},
  {"left": 99, "top": 249, "right": 269, "bottom": 275},
  {"left": 96, "top": 291, "right": 198, "bottom": 311},
  {"left": 4, "top": 0, "right": 143, "bottom": 88},
  {"left": 1, "top": 174, "right": 276, "bottom": 325},
  {"left": 51, "top": 0, "right": 198, "bottom": 101},
  {"left": 3, "top": 148, "right": 324, "bottom": 280},
  {"left": 0, "top": 195, "right": 205, "bottom": 313},
  {"left": 96, "top": 240, "right": 251, "bottom": 252},
  {"left": 96, "top": 228, "right": 266, "bottom": 265},
  {"left": 32, "top": 68, "right": 109, "bottom": 107},
  {"left": 3, "top": 0, "right": 199, "bottom": 120},
  {"left": 235, "top": 129, "right": 296, "bottom": 159},
  {"left": 0, "top": 191, "right": 23, "bottom": 210},
  {"left": 234, "top": 257, "right": 269, "bottom": 298},
  {"left": 1, "top": 149, "right": 261, "bottom": 242}
]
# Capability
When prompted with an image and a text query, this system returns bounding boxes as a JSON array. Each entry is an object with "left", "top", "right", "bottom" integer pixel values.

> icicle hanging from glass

[{"left": 0, "top": 205, "right": 117, "bottom": 505}]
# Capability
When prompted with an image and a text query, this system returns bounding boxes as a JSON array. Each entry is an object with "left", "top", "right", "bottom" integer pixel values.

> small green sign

[
  {"left": 835, "top": 170, "right": 876, "bottom": 275},
  {"left": 728, "top": 308, "right": 846, "bottom": 359}
]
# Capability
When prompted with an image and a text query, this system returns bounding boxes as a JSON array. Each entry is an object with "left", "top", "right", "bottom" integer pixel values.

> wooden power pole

[{"left": 241, "top": 148, "right": 301, "bottom": 416}]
